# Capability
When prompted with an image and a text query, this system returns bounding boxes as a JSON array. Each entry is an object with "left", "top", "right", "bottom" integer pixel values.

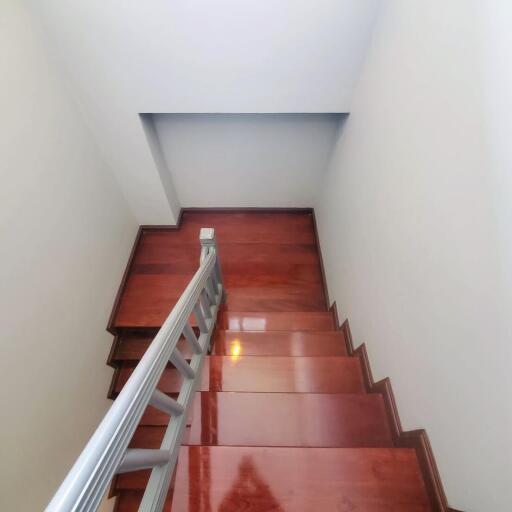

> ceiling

[{"left": 27, "top": 0, "right": 380, "bottom": 223}]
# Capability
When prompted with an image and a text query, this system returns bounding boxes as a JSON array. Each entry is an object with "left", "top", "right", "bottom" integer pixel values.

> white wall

[
  {"left": 26, "top": 0, "right": 379, "bottom": 221},
  {"left": 0, "top": 3, "right": 137, "bottom": 510},
  {"left": 315, "top": 1, "right": 511, "bottom": 510},
  {"left": 152, "top": 114, "right": 343, "bottom": 207}
]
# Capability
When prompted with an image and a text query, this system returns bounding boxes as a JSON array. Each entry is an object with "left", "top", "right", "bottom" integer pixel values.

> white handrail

[{"left": 46, "top": 228, "right": 224, "bottom": 512}]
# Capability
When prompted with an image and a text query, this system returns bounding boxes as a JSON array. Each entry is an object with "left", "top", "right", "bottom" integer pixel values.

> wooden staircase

[{"left": 106, "top": 211, "right": 446, "bottom": 511}]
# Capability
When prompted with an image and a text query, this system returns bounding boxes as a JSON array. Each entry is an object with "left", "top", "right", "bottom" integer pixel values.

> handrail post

[{"left": 199, "top": 228, "right": 224, "bottom": 295}]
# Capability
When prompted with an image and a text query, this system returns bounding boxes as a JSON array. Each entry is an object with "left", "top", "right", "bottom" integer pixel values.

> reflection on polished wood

[
  {"left": 112, "top": 329, "right": 347, "bottom": 366},
  {"left": 171, "top": 446, "right": 432, "bottom": 511},
  {"left": 213, "top": 330, "right": 347, "bottom": 356},
  {"left": 218, "top": 311, "right": 334, "bottom": 331},
  {"left": 109, "top": 212, "right": 437, "bottom": 511},
  {"left": 113, "top": 212, "right": 327, "bottom": 328},
  {"left": 133, "top": 392, "right": 393, "bottom": 447},
  {"left": 115, "top": 356, "right": 365, "bottom": 395}
]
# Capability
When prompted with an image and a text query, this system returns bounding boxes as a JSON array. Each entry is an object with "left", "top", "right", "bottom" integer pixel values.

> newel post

[{"left": 199, "top": 228, "right": 224, "bottom": 298}]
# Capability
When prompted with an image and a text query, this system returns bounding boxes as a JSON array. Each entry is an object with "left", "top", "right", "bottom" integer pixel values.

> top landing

[{"left": 110, "top": 211, "right": 328, "bottom": 331}]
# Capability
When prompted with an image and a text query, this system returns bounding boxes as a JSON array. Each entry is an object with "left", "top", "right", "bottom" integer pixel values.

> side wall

[
  {"left": 152, "top": 113, "right": 343, "bottom": 208},
  {"left": 0, "top": 3, "right": 137, "bottom": 510},
  {"left": 26, "top": 1, "right": 379, "bottom": 221},
  {"left": 315, "top": 1, "right": 511, "bottom": 510}
]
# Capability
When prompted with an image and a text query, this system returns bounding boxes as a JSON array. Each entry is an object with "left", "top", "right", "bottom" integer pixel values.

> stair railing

[{"left": 46, "top": 228, "right": 224, "bottom": 512}]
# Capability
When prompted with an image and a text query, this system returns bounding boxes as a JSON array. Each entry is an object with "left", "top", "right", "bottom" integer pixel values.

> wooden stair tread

[
  {"left": 218, "top": 311, "right": 335, "bottom": 331},
  {"left": 133, "top": 392, "right": 393, "bottom": 447},
  {"left": 114, "top": 356, "right": 365, "bottom": 395},
  {"left": 112, "top": 212, "right": 327, "bottom": 329},
  {"left": 147, "top": 212, "right": 318, "bottom": 244},
  {"left": 116, "top": 446, "right": 431, "bottom": 512},
  {"left": 213, "top": 330, "right": 347, "bottom": 356},
  {"left": 111, "top": 330, "right": 347, "bottom": 366},
  {"left": 172, "top": 446, "right": 431, "bottom": 511}
]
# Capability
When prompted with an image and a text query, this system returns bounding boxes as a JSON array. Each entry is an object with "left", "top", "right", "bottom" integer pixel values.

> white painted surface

[
  {"left": 315, "top": 1, "right": 512, "bottom": 510},
  {"left": 153, "top": 114, "right": 343, "bottom": 207},
  {"left": 140, "top": 114, "right": 182, "bottom": 221},
  {"left": 26, "top": 0, "right": 379, "bottom": 222},
  {"left": 0, "top": 3, "right": 137, "bottom": 510}
]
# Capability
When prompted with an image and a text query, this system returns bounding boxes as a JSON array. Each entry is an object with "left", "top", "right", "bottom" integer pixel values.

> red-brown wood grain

[
  {"left": 131, "top": 392, "right": 393, "bottom": 448},
  {"left": 212, "top": 329, "right": 347, "bottom": 356},
  {"left": 114, "top": 356, "right": 366, "bottom": 395},
  {"left": 108, "top": 212, "right": 441, "bottom": 511},
  {"left": 111, "top": 329, "right": 347, "bottom": 367},
  {"left": 218, "top": 311, "right": 334, "bottom": 331},
  {"left": 170, "top": 446, "right": 432, "bottom": 512},
  {"left": 112, "top": 212, "right": 327, "bottom": 329}
]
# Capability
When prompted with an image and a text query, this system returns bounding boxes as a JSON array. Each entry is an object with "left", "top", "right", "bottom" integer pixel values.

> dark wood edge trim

[
  {"left": 343, "top": 322, "right": 355, "bottom": 354},
  {"left": 329, "top": 302, "right": 341, "bottom": 337},
  {"left": 107, "top": 226, "right": 144, "bottom": 334},
  {"left": 140, "top": 206, "right": 185, "bottom": 232},
  {"left": 107, "top": 366, "right": 121, "bottom": 400},
  {"left": 138, "top": 225, "right": 179, "bottom": 231},
  {"left": 329, "top": 303, "right": 455, "bottom": 512},
  {"left": 311, "top": 209, "right": 330, "bottom": 310},
  {"left": 140, "top": 207, "right": 315, "bottom": 231},
  {"left": 108, "top": 476, "right": 119, "bottom": 499},
  {"left": 353, "top": 343, "right": 373, "bottom": 394},
  {"left": 398, "top": 429, "right": 450, "bottom": 512},
  {"left": 373, "top": 377, "right": 402, "bottom": 442},
  {"left": 106, "top": 335, "right": 121, "bottom": 368},
  {"left": 182, "top": 206, "right": 314, "bottom": 214}
]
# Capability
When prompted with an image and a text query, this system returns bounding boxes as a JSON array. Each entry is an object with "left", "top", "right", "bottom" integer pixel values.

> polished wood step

[
  {"left": 170, "top": 446, "right": 431, "bottom": 511},
  {"left": 133, "top": 392, "right": 393, "bottom": 447},
  {"left": 112, "top": 212, "right": 327, "bottom": 328},
  {"left": 218, "top": 311, "right": 334, "bottom": 331},
  {"left": 111, "top": 330, "right": 347, "bottom": 366},
  {"left": 162, "top": 212, "right": 318, "bottom": 244},
  {"left": 212, "top": 330, "right": 347, "bottom": 356},
  {"left": 114, "top": 446, "right": 431, "bottom": 509},
  {"left": 114, "top": 356, "right": 365, "bottom": 395}
]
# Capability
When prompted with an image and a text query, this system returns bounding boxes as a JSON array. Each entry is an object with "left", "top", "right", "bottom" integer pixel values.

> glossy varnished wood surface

[
  {"left": 111, "top": 329, "right": 346, "bottom": 366},
  {"left": 171, "top": 446, "right": 432, "bottom": 511},
  {"left": 115, "top": 356, "right": 365, "bottom": 395},
  {"left": 109, "top": 212, "right": 437, "bottom": 511},
  {"left": 212, "top": 330, "right": 347, "bottom": 356},
  {"left": 218, "top": 311, "right": 334, "bottom": 331},
  {"left": 113, "top": 212, "right": 327, "bottom": 328},
  {"left": 132, "top": 392, "right": 393, "bottom": 447}
]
